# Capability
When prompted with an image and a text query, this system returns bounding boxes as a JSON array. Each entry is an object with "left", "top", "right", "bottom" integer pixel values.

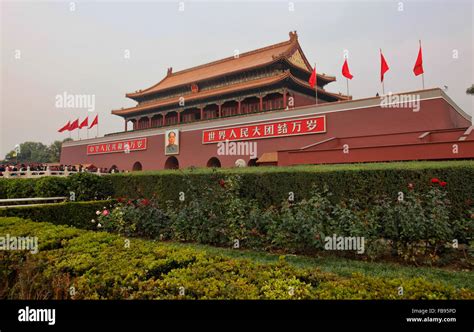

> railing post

[
  {"left": 45, "top": 166, "right": 51, "bottom": 177},
  {"left": 26, "top": 166, "right": 32, "bottom": 178}
]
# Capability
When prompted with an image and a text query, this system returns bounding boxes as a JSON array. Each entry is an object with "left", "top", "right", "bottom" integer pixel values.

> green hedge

[
  {"left": 0, "top": 201, "right": 114, "bottom": 230},
  {"left": 1, "top": 217, "right": 472, "bottom": 300},
  {"left": 0, "top": 172, "right": 113, "bottom": 201},
  {"left": 109, "top": 161, "right": 474, "bottom": 221},
  {"left": 2, "top": 161, "right": 473, "bottom": 221}
]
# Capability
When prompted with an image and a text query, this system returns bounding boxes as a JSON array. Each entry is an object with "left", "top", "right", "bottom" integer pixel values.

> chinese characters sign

[
  {"left": 202, "top": 115, "right": 326, "bottom": 144},
  {"left": 87, "top": 138, "right": 147, "bottom": 155}
]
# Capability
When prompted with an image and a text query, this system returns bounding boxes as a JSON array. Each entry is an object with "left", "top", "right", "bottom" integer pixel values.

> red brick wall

[{"left": 60, "top": 97, "right": 471, "bottom": 171}]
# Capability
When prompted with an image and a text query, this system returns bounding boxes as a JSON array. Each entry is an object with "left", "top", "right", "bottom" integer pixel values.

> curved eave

[
  {"left": 290, "top": 75, "right": 351, "bottom": 101},
  {"left": 124, "top": 39, "right": 336, "bottom": 99},
  {"left": 125, "top": 38, "right": 297, "bottom": 99},
  {"left": 126, "top": 57, "right": 335, "bottom": 100},
  {"left": 113, "top": 71, "right": 292, "bottom": 117}
]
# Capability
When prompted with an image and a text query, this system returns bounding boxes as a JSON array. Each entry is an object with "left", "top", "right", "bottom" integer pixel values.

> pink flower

[
  {"left": 408, "top": 183, "right": 414, "bottom": 190},
  {"left": 102, "top": 209, "right": 109, "bottom": 216}
]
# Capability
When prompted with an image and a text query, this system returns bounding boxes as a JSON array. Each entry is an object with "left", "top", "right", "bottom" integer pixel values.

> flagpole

[
  {"left": 380, "top": 49, "right": 385, "bottom": 95},
  {"left": 346, "top": 78, "right": 349, "bottom": 96},
  {"left": 314, "top": 63, "right": 318, "bottom": 106},
  {"left": 420, "top": 40, "right": 425, "bottom": 90}
]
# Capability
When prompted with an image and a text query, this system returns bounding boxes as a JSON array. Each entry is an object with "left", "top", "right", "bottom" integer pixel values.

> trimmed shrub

[
  {"left": 1, "top": 217, "right": 472, "bottom": 300},
  {"left": 67, "top": 173, "right": 113, "bottom": 201},
  {"left": 0, "top": 201, "right": 114, "bottom": 230},
  {"left": 34, "top": 176, "right": 69, "bottom": 197},
  {"left": 0, "top": 180, "right": 8, "bottom": 199},
  {"left": 5, "top": 178, "right": 37, "bottom": 198},
  {"left": 108, "top": 161, "right": 474, "bottom": 221},
  {"left": 1, "top": 173, "right": 113, "bottom": 201}
]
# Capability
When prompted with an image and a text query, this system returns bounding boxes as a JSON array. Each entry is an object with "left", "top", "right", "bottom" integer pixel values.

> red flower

[
  {"left": 431, "top": 178, "right": 440, "bottom": 184},
  {"left": 408, "top": 183, "right": 414, "bottom": 190},
  {"left": 218, "top": 179, "right": 225, "bottom": 188},
  {"left": 117, "top": 197, "right": 124, "bottom": 203},
  {"left": 141, "top": 198, "right": 150, "bottom": 206},
  {"left": 440, "top": 181, "right": 447, "bottom": 187}
]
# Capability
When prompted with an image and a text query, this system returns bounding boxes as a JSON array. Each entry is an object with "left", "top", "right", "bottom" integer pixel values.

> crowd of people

[{"left": 0, "top": 163, "right": 123, "bottom": 176}]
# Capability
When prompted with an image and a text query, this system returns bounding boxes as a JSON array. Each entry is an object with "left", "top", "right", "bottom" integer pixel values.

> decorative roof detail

[
  {"left": 289, "top": 30, "right": 298, "bottom": 41},
  {"left": 126, "top": 32, "right": 304, "bottom": 99},
  {"left": 288, "top": 49, "right": 308, "bottom": 71}
]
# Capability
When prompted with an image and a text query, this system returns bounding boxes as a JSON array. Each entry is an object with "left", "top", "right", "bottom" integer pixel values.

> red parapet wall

[
  {"left": 60, "top": 89, "right": 473, "bottom": 170},
  {"left": 278, "top": 136, "right": 474, "bottom": 166}
]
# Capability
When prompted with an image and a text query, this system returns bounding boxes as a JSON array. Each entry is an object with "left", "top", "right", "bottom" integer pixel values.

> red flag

[
  {"left": 79, "top": 117, "right": 88, "bottom": 129},
  {"left": 342, "top": 59, "right": 353, "bottom": 80},
  {"left": 413, "top": 43, "right": 424, "bottom": 76},
  {"left": 380, "top": 50, "right": 389, "bottom": 82},
  {"left": 89, "top": 115, "right": 98, "bottom": 129},
  {"left": 58, "top": 121, "right": 70, "bottom": 133},
  {"left": 308, "top": 65, "right": 317, "bottom": 88},
  {"left": 69, "top": 118, "right": 79, "bottom": 131}
]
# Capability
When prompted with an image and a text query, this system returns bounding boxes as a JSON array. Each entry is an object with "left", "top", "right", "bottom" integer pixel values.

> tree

[
  {"left": 49, "top": 138, "right": 72, "bottom": 162},
  {"left": 2, "top": 138, "right": 73, "bottom": 164},
  {"left": 467, "top": 85, "right": 474, "bottom": 95}
]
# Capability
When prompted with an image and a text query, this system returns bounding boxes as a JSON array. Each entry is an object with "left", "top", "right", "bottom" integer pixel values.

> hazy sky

[{"left": 1, "top": 0, "right": 473, "bottom": 157}]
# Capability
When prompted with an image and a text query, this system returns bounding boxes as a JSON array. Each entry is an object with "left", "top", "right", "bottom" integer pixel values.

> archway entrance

[
  {"left": 132, "top": 162, "right": 142, "bottom": 171},
  {"left": 165, "top": 156, "right": 179, "bottom": 169},
  {"left": 206, "top": 157, "right": 221, "bottom": 168}
]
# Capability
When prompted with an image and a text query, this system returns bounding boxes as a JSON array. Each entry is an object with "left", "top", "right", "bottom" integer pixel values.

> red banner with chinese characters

[
  {"left": 202, "top": 115, "right": 326, "bottom": 144},
  {"left": 87, "top": 138, "right": 147, "bottom": 155}
]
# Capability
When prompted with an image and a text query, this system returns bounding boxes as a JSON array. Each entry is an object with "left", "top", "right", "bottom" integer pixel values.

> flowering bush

[
  {"left": 95, "top": 198, "right": 171, "bottom": 239},
  {"left": 373, "top": 180, "right": 455, "bottom": 263},
  {"left": 90, "top": 176, "right": 470, "bottom": 265}
]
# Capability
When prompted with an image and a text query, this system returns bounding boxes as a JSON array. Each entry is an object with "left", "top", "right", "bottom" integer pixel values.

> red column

[
  {"left": 125, "top": 119, "right": 127, "bottom": 132},
  {"left": 237, "top": 100, "right": 241, "bottom": 114},
  {"left": 177, "top": 111, "right": 181, "bottom": 124},
  {"left": 283, "top": 91, "right": 287, "bottom": 109},
  {"left": 218, "top": 104, "right": 222, "bottom": 117},
  {"left": 259, "top": 96, "right": 263, "bottom": 111},
  {"left": 162, "top": 113, "right": 166, "bottom": 126},
  {"left": 200, "top": 107, "right": 204, "bottom": 120},
  {"left": 149, "top": 117, "right": 152, "bottom": 128}
]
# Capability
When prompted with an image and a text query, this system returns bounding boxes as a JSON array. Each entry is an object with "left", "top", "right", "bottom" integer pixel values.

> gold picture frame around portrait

[{"left": 165, "top": 129, "right": 179, "bottom": 155}]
